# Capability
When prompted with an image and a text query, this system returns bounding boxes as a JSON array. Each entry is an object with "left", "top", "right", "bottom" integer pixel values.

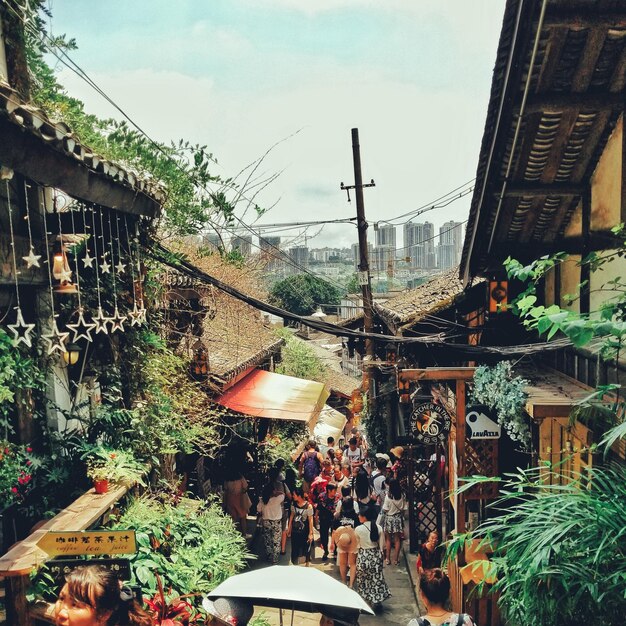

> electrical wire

[{"left": 7, "top": 2, "right": 476, "bottom": 311}]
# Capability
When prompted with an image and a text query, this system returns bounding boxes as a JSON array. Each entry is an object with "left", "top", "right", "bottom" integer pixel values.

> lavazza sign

[{"left": 466, "top": 406, "right": 501, "bottom": 439}]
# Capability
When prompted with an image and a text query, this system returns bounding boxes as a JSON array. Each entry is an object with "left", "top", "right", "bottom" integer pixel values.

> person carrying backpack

[
  {"left": 299, "top": 439, "right": 324, "bottom": 493},
  {"left": 288, "top": 487, "right": 314, "bottom": 566}
]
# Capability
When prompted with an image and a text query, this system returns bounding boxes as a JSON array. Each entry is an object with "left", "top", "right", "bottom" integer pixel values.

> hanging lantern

[{"left": 62, "top": 342, "right": 82, "bottom": 366}]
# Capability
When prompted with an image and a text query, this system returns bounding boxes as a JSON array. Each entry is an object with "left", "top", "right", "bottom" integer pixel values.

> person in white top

[
  {"left": 354, "top": 504, "right": 390, "bottom": 611},
  {"left": 382, "top": 478, "right": 405, "bottom": 566},
  {"left": 256, "top": 481, "right": 285, "bottom": 564}
]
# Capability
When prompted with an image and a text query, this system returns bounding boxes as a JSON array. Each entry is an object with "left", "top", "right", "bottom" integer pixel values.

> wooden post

[
  {"left": 406, "top": 445, "right": 417, "bottom": 553},
  {"left": 456, "top": 379, "right": 466, "bottom": 534},
  {"left": 5, "top": 575, "right": 32, "bottom": 626}
]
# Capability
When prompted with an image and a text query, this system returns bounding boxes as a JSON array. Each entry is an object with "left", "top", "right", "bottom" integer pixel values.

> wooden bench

[{"left": 0, "top": 484, "right": 129, "bottom": 625}]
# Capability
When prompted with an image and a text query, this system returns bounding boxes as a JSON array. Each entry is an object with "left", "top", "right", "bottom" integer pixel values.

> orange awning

[{"left": 216, "top": 369, "right": 329, "bottom": 425}]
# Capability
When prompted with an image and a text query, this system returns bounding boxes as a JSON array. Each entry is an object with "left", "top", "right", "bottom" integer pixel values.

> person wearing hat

[
  {"left": 332, "top": 525, "right": 359, "bottom": 588},
  {"left": 390, "top": 446, "right": 408, "bottom": 495},
  {"left": 203, "top": 597, "right": 254, "bottom": 626}
]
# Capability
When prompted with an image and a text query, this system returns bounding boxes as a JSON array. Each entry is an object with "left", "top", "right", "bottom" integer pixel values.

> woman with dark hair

[
  {"left": 223, "top": 465, "right": 251, "bottom": 536},
  {"left": 408, "top": 568, "right": 476, "bottom": 626},
  {"left": 54, "top": 565, "right": 151, "bottom": 626},
  {"left": 354, "top": 504, "right": 390, "bottom": 611},
  {"left": 382, "top": 478, "right": 405, "bottom": 566},
  {"left": 353, "top": 468, "right": 373, "bottom": 511},
  {"left": 257, "top": 478, "right": 285, "bottom": 563},
  {"left": 288, "top": 486, "right": 314, "bottom": 566}
]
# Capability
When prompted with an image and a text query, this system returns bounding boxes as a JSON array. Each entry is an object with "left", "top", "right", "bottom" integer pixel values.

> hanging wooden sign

[
  {"left": 409, "top": 401, "right": 451, "bottom": 445},
  {"left": 37, "top": 530, "right": 136, "bottom": 556},
  {"left": 466, "top": 405, "right": 501, "bottom": 439}
]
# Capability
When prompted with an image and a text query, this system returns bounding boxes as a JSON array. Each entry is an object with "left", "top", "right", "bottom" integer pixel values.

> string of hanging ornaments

[
  {"left": 3, "top": 173, "right": 36, "bottom": 348},
  {"left": 1, "top": 172, "right": 146, "bottom": 355}
]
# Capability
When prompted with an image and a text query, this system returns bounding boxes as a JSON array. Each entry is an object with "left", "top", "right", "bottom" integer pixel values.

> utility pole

[{"left": 341, "top": 128, "right": 377, "bottom": 425}]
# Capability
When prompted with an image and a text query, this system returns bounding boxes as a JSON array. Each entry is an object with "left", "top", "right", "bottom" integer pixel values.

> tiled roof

[
  {"left": 201, "top": 297, "right": 284, "bottom": 384},
  {"left": 321, "top": 368, "right": 360, "bottom": 397},
  {"left": 461, "top": 0, "right": 626, "bottom": 282},
  {"left": 374, "top": 268, "right": 470, "bottom": 333},
  {"left": 0, "top": 79, "right": 166, "bottom": 207}
]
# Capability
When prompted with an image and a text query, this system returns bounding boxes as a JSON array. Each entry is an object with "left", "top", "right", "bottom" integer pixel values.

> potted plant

[{"left": 84, "top": 447, "right": 147, "bottom": 494}]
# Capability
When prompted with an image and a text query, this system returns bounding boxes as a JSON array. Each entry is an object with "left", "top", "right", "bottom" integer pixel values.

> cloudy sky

[{"left": 49, "top": 1, "right": 505, "bottom": 250}]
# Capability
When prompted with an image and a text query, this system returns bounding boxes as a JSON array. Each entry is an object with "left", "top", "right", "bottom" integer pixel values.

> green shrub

[{"left": 112, "top": 495, "right": 249, "bottom": 598}]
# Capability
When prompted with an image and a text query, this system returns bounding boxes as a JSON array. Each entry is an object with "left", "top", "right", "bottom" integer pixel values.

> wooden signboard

[{"left": 37, "top": 531, "right": 136, "bottom": 557}]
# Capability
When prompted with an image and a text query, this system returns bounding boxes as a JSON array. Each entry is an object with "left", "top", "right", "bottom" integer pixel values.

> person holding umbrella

[
  {"left": 354, "top": 504, "right": 390, "bottom": 611},
  {"left": 288, "top": 486, "right": 315, "bottom": 566}
]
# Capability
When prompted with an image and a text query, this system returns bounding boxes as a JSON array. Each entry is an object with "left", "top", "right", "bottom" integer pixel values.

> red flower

[
  {"left": 26, "top": 447, "right": 32, "bottom": 453},
  {"left": 26, "top": 460, "right": 31, "bottom": 466},
  {"left": 11, "top": 487, "right": 18, "bottom": 493}
]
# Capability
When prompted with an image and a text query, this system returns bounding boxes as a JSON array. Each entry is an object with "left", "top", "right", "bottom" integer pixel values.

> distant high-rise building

[
  {"left": 372, "top": 245, "right": 395, "bottom": 274},
  {"left": 289, "top": 246, "right": 309, "bottom": 272},
  {"left": 351, "top": 242, "right": 374, "bottom": 270},
  {"left": 437, "top": 221, "right": 463, "bottom": 269},
  {"left": 404, "top": 221, "right": 435, "bottom": 268},
  {"left": 375, "top": 225, "right": 396, "bottom": 250},
  {"left": 260, "top": 236, "right": 282, "bottom": 270},
  {"left": 231, "top": 235, "right": 252, "bottom": 257}
]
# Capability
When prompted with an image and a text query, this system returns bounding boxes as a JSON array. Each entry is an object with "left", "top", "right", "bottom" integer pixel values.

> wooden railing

[{"left": 0, "top": 484, "right": 129, "bottom": 626}]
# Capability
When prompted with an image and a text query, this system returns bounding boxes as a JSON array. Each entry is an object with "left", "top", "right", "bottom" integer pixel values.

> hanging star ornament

[
  {"left": 59, "top": 267, "right": 73, "bottom": 283},
  {"left": 7, "top": 307, "right": 36, "bottom": 348},
  {"left": 66, "top": 308, "right": 96, "bottom": 343},
  {"left": 109, "top": 306, "right": 127, "bottom": 333},
  {"left": 128, "top": 302, "right": 142, "bottom": 327},
  {"left": 82, "top": 251, "right": 95, "bottom": 268},
  {"left": 22, "top": 247, "right": 41, "bottom": 269},
  {"left": 115, "top": 260, "right": 126, "bottom": 274},
  {"left": 92, "top": 306, "right": 112, "bottom": 335},
  {"left": 138, "top": 306, "right": 147, "bottom": 324},
  {"left": 42, "top": 319, "right": 69, "bottom": 356},
  {"left": 100, "top": 258, "right": 111, "bottom": 274}
]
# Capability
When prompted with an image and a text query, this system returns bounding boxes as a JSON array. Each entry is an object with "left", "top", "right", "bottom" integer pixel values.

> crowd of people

[
  {"left": 219, "top": 429, "right": 476, "bottom": 624},
  {"left": 252, "top": 430, "right": 409, "bottom": 612},
  {"left": 52, "top": 428, "right": 473, "bottom": 626}
]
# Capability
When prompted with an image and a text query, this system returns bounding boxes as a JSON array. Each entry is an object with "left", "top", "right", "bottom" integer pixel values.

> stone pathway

[{"left": 246, "top": 520, "right": 419, "bottom": 625}]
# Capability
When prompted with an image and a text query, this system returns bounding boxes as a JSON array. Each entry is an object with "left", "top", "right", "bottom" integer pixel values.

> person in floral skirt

[{"left": 354, "top": 504, "right": 390, "bottom": 612}]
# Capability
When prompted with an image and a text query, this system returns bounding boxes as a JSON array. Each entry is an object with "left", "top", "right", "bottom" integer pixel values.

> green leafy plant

[
  {"left": 446, "top": 460, "right": 626, "bottom": 626},
  {"left": 82, "top": 446, "right": 147, "bottom": 486},
  {"left": 270, "top": 274, "right": 341, "bottom": 316},
  {"left": 471, "top": 362, "right": 531, "bottom": 450},
  {"left": 110, "top": 495, "right": 249, "bottom": 598}
]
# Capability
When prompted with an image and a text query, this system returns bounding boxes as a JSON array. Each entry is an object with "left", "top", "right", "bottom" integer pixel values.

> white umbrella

[{"left": 205, "top": 565, "right": 374, "bottom": 618}]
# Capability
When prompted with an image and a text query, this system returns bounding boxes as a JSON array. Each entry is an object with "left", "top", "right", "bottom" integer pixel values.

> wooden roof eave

[
  {"left": 461, "top": 0, "right": 626, "bottom": 283},
  {"left": 0, "top": 117, "right": 161, "bottom": 217}
]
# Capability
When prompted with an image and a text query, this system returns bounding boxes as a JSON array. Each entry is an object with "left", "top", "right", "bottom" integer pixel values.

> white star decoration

[
  {"left": 92, "top": 307, "right": 111, "bottom": 335},
  {"left": 128, "top": 303, "right": 142, "bottom": 327},
  {"left": 22, "top": 247, "right": 41, "bottom": 269},
  {"left": 7, "top": 308, "right": 35, "bottom": 348},
  {"left": 59, "top": 267, "right": 73, "bottom": 283},
  {"left": 100, "top": 259, "right": 111, "bottom": 274},
  {"left": 115, "top": 261, "right": 126, "bottom": 274},
  {"left": 42, "top": 319, "right": 69, "bottom": 356},
  {"left": 109, "top": 306, "right": 127, "bottom": 333},
  {"left": 66, "top": 309, "right": 96, "bottom": 343},
  {"left": 82, "top": 252, "right": 95, "bottom": 268}
]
